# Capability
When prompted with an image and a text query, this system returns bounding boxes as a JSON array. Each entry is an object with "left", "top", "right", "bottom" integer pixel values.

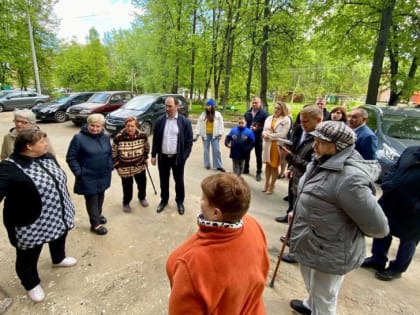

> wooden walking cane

[{"left": 269, "top": 219, "right": 293, "bottom": 288}]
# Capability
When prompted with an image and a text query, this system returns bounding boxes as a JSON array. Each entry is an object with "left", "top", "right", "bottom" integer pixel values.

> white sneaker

[
  {"left": 27, "top": 284, "right": 45, "bottom": 302},
  {"left": 53, "top": 257, "right": 77, "bottom": 267}
]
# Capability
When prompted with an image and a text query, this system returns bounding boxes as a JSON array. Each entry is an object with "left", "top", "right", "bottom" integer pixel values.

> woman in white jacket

[
  {"left": 195, "top": 99, "right": 225, "bottom": 172},
  {"left": 261, "top": 101, "right": 291, "bottom": 194}
]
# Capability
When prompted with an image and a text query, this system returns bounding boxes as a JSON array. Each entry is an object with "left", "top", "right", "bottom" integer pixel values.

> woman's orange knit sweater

[{"left": 166, "top": 215, "right": 269, "bottom": 315}]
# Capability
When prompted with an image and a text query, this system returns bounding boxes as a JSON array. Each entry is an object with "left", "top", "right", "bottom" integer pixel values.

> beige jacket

[
  {"left": 1, "top": 127, "right": 55, "bottom": 160},
  {"left": 261, "top": 115, "right": 291, "bottom": 163}
]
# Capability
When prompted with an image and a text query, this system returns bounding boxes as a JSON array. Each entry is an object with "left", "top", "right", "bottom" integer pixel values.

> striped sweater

[{"left": 112, "top": 129, "right": 150, "bottom": 178}]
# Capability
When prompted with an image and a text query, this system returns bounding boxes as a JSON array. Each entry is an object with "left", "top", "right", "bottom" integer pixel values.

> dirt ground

[{"left": 0, "top": 111, "right": 419, "bottom": 315}]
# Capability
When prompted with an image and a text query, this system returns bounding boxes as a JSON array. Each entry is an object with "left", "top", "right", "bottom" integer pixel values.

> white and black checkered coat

[{"left": 0, "top": 153, "right": 75, "bottom": 249}]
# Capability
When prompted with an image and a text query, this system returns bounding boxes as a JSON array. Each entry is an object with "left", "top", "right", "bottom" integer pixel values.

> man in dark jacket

[
  {"left": 275, "top": 105, "right": 323, "bottom": 264},
  {"left": 362, "top": 146, "right": 420, "bottom": 281},
  {"left": 244, "top": 97, "right": 268, "bottom": 181},
  {"left": 276, "top": 105, "right": 323, "bottom": 223},
  {"left": 151, "top": 96, "right": 193, "bottom": 215}
]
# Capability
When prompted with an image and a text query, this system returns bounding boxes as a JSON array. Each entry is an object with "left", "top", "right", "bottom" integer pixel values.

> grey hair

[
  {"left": 14, "top": 109, "right": 36, "bottom": 124},
  {"left": 356, "top": 107, "right": 369, "bottom": 118},
  {"left": 87, "top": 113, "right": 105, "bottom": 125},
  {"left": 300, "top": 105, "right": 323, "bottom": 119}
]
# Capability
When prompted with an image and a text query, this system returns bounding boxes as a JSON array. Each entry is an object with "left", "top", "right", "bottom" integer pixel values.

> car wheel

[
  {"left": 0, "top": 104, "right": 4, "bottom": 112},
  {"left": 54, "top": 111, "right": 67, "bottom": 123},
  {"left": 139, "top": 121, "right": 152, "bottom": 136},
  {"left": 72, "top": 120, "right": 82, "bottom": 127}
]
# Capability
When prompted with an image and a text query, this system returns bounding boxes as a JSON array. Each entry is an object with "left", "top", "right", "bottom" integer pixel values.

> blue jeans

[
  {"left": 202, "top": 134, "right": 223, "bottom": 169},
  {"left": 371, "top": 234, "right": 418, "bottom": 273}
]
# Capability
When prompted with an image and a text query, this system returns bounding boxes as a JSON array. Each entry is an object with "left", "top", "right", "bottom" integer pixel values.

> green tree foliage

[
  {"left": 54, "top": 28, "right": 110, "bottom": 91},
  {"left": 0, "top": 0, "right": 57, "bottom": 92},
  {"left": 3, "top": 0, "right": 418, "bottom": 106},
  {"left": 305, "top": 0, "right": 419, "bottom": 105}
]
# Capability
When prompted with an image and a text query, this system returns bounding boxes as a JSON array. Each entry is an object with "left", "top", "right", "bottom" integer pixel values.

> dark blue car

[
  {"left": 362, "top": 104, "right": 420, "bottom": 179},
  {"left": 32, "top": 92, "right": 94, "bottom": 123},
  {"left": 105, "top": 93, "right": 189, "bottom": 136}
]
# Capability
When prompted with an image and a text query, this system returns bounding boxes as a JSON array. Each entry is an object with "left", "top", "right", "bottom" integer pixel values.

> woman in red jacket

[{"left": 166, "top": 173, "right": 269, "bottom": 315}]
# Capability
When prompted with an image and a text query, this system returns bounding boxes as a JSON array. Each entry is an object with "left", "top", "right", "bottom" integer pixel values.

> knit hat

[
  {"left": 310, "top": 121, "right": 356, "bottom": 151},
  {"left": 206, "top": 98, "right": 215, "bottom": 106}
]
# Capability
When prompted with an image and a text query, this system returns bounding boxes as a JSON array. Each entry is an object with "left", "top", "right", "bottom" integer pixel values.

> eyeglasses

[{"left": 13, "top": 119, "right": 30, "bottom": 125}]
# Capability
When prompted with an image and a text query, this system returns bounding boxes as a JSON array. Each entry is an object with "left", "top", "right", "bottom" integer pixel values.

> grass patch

[{"left": 190, "top": 101, "right": 364, "bottom": 122}]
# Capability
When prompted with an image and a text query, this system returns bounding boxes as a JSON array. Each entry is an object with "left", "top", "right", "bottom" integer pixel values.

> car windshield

[
  {"left": 383, "top": 115, "right": 420, "bottom": 140},
  {"left": 50, "top": 95, "right": 72, "bottom": 104},
  {"left": 88, "top": 93, "right": 110, "bottom": 103},
  {"left": 123, "top": 95, "right": 156, "bottom": 110}
]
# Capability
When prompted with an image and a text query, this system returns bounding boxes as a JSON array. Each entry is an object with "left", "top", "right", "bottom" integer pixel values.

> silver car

[{"left": 0, "top": 91, "right": 50, "bottom": 112}]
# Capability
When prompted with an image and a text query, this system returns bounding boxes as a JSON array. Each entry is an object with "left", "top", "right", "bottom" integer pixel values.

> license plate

[
  {"left": 67, "top": 114, "right": 76, "bottom": 119},
  {"left": 106, "top": 124, "right": 116, "bottom": 130}
]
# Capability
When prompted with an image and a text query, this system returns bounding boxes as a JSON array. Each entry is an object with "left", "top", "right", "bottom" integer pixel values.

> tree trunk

[
  {"left": 259, "top": 0, "right": 270, "bottom": 109},
  {"left": 189, "top": 0, "right": 198, "bottom": 100},
  {"left": 172, "top": 0, "right": 182, "bottom": 94},
  {"left": 365, "top": 0, "right": 395, "bottom": 105},
  {"left": 388, "top": 45, "right": 399, "bottom": 105},
  {"left": 246, "top": 1, "right": 261, "bottom": 110},
  {"left": 222, "top": 0, "right": 241, "bottom": 111}
]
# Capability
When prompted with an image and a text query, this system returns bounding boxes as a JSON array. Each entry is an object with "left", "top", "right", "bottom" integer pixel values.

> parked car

[
  {"left": 66, "top": 91, "right": 135, "bottom": 126},
  {"left": 0, "top": 91, "right": 50, "bottom": 112},
  {"left": 105, "top": 93, "right": 189, "bottom": 136},
  {"left": 362, "top": 104, "right": 420, "bottom": 179},
  {"left": 32, "top": 92, "right": 94, "bottom": 123}
]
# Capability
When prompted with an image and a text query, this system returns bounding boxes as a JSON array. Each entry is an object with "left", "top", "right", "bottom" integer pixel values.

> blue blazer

[{"left": 354, "top": 124, "right": 378, "bottom": 160}]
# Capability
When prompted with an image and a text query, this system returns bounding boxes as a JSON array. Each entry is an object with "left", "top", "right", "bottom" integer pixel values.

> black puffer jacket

[{"left": 379, "top": 146, "right": 420, "bottom": 241}]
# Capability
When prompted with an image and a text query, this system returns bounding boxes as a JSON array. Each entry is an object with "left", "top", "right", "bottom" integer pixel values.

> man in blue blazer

[
  {"left": 151, "top": 96, "right": 193, "bottom": 215},
  {"left": 348, "top": 107, "right": 378, "bottom": 160}
]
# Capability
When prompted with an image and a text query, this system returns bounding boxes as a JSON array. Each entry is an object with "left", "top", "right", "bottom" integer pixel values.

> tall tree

[{"left": 366, "top": 0, "right": 396, "bottom": 105}]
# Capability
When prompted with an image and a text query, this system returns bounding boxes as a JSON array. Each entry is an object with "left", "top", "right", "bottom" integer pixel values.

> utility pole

[{"left": 27, "top": 7, "right": 41, "bottom": 93}]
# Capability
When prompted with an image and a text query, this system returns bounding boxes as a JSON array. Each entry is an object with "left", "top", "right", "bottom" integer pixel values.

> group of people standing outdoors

[
  {"left": 187, "top": 96, "right": 418, "bottom": 315},
  {"left": 0, "top": 95, "right": 418, "bottom": 315}
]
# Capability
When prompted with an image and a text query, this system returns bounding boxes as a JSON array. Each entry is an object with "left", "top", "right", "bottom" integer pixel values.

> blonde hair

[
  {"left": 275, "top": 101, "right": 290, "bottom": 116},
  {"left": 87, "top": 114, "right": 105, "bottom": 125}
]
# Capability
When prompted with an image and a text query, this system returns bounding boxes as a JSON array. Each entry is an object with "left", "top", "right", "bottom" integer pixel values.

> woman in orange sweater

[{"left": 166, "top": 173, "right": 269, "bottom": 315}]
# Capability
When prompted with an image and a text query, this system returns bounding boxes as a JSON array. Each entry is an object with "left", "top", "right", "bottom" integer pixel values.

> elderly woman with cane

[
  {"left": 112, "top": 117, "right": 150, "bottom": 212},
  {"left": 286, "top": 121, "right": 389, "bottom": 315}
]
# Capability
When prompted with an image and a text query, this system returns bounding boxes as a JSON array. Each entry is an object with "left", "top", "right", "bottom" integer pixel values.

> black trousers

[
  {"left": 84, "top": 192, "right": 105, "bottom": 228},
  {"left": 245, "top": 137, "right": 263, "bottom": 174},
  {"left": 158, "top": 154, "right": 185, "bottom": 204},
  {"left": 16, "top": 232, "right": 67, "bottom": 291},
  {"left": 121, "top": 171, "right": 147, "bottom": 205}
]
